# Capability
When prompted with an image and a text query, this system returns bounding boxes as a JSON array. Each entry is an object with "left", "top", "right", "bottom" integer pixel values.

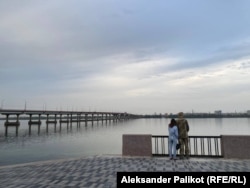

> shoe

[
  {"left": 170, "top": 157, "right": 173, "bottom": 160},
  {"left": 173, "top": 158, "right": 177, "bottom": 160},
  {"left": 179, "top": 156, "right": 184, "bottom": 160}
]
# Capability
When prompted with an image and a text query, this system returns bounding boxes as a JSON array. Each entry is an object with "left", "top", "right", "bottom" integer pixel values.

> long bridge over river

[{"left": 0, "top": 109, "right": 140, "bottom": 136}]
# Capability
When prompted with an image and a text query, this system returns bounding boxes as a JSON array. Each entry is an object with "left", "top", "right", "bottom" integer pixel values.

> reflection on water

[
  {"left": 214, "top": 118, "right": 223, "bottom": 126},
  {"left": 0, "top": 118, "right": 250, "bottom": 165}
]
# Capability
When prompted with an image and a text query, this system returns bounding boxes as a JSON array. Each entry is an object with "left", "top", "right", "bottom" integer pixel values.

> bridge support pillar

[
  {"left": 4, "top": 114, "right": 20, "bottom": 136},
  {"left": 46, "top": 114, "right": 57, "bottom": 132},
  {"left": 28, "top": 114, "right": 41, "bottom": 135}
]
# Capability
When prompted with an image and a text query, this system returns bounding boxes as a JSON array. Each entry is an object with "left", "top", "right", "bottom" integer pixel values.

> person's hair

[{"left": 169, "top": 118, "right": 176, "bottom": 127}]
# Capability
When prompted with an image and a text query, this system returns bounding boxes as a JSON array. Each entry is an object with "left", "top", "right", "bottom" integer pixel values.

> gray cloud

[{"left": 1, "top": 0, "right": 250, "bottom": 113}]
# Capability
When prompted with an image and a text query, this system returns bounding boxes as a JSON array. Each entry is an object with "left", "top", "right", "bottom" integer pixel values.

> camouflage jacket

[{"left": 176, "top": 118, "right": 189, "bottom": 138}]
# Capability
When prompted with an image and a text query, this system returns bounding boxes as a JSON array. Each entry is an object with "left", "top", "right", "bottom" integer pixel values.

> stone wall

[
  {"left": 122, "top": 134, "right": 152, "bottom": 157},
  {"left": 122, "top": 134, "right": 250, "bottom": 159},
  {"left": 221, "top": 135, "right": 250, "bottom": 159}
]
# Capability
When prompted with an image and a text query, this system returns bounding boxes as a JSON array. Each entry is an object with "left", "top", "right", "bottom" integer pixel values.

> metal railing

[{"left": 152, "top": 135, "right": 222, "bottom": 158}]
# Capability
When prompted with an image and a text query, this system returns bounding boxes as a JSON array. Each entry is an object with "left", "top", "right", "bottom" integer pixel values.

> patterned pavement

[{"left": 0, "top": 155, "right": 250, "bottom": 188}]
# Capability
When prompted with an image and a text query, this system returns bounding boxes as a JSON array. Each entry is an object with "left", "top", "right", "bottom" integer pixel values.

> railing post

[{"left": 152, "top": 135, "right": 222, "bottom": 158}]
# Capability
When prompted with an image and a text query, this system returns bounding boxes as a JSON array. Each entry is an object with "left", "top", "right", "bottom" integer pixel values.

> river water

[{"left": 0, "top": 118, "right": 250, "bottom": 166}]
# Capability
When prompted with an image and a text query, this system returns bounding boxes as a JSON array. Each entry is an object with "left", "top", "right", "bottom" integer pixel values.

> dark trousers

[{"left": 179, "top": 137, "right": 189, "bottom": 156}]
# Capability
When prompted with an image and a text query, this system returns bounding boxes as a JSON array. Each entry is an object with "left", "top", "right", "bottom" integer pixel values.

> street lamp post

[
  {"left": 43, "top": 103, "right": 47, "bottom": 112},
  {"left": 24, "top": 100, "right": 27, "bottom": 111},
  {"left": 1, "top": 99, "right": 5, "bottom": 109}
]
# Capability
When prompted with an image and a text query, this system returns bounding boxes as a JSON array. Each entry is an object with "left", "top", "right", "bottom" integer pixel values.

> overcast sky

[{"left": 1, "top": 0, "right": 250, "bottom": 115}]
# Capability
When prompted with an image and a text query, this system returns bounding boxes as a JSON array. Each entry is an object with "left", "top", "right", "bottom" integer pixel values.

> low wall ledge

[{"left": 122, "top": 134, "right": 152, "bottom": 157}]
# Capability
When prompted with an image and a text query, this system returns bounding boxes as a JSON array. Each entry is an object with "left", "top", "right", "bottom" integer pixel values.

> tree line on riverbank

[{"left": 142, "top": 112, "right": 250, "bottom": 118}]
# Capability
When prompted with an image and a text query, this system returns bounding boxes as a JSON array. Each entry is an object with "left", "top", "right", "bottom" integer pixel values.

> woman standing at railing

[{"left": 168, "top": 118, "right": 179, "bottom": 160}]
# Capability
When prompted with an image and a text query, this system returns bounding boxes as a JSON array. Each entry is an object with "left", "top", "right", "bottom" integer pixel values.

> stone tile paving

[{"left": 0, "top": 155, "right": 250, "bottom": 188}]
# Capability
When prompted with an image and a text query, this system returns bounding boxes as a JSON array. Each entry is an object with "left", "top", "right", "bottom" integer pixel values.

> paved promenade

[{"left": 0, "top": 155, "right": 250, "bottom": 188}]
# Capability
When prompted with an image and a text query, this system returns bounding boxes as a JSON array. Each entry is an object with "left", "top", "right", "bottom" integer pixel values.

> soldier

[{"left": 176, "top": 112, "right": 190, "bottom": 159}]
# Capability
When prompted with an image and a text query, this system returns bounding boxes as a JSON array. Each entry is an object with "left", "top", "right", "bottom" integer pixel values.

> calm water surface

[{"left": 0, "top": 118, "right": 250, "bottom": 165}]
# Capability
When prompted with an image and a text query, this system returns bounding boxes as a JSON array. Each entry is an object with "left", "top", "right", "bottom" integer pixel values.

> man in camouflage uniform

[{"left": 176, "top": 112, "right": 189, "bottom": 159}]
